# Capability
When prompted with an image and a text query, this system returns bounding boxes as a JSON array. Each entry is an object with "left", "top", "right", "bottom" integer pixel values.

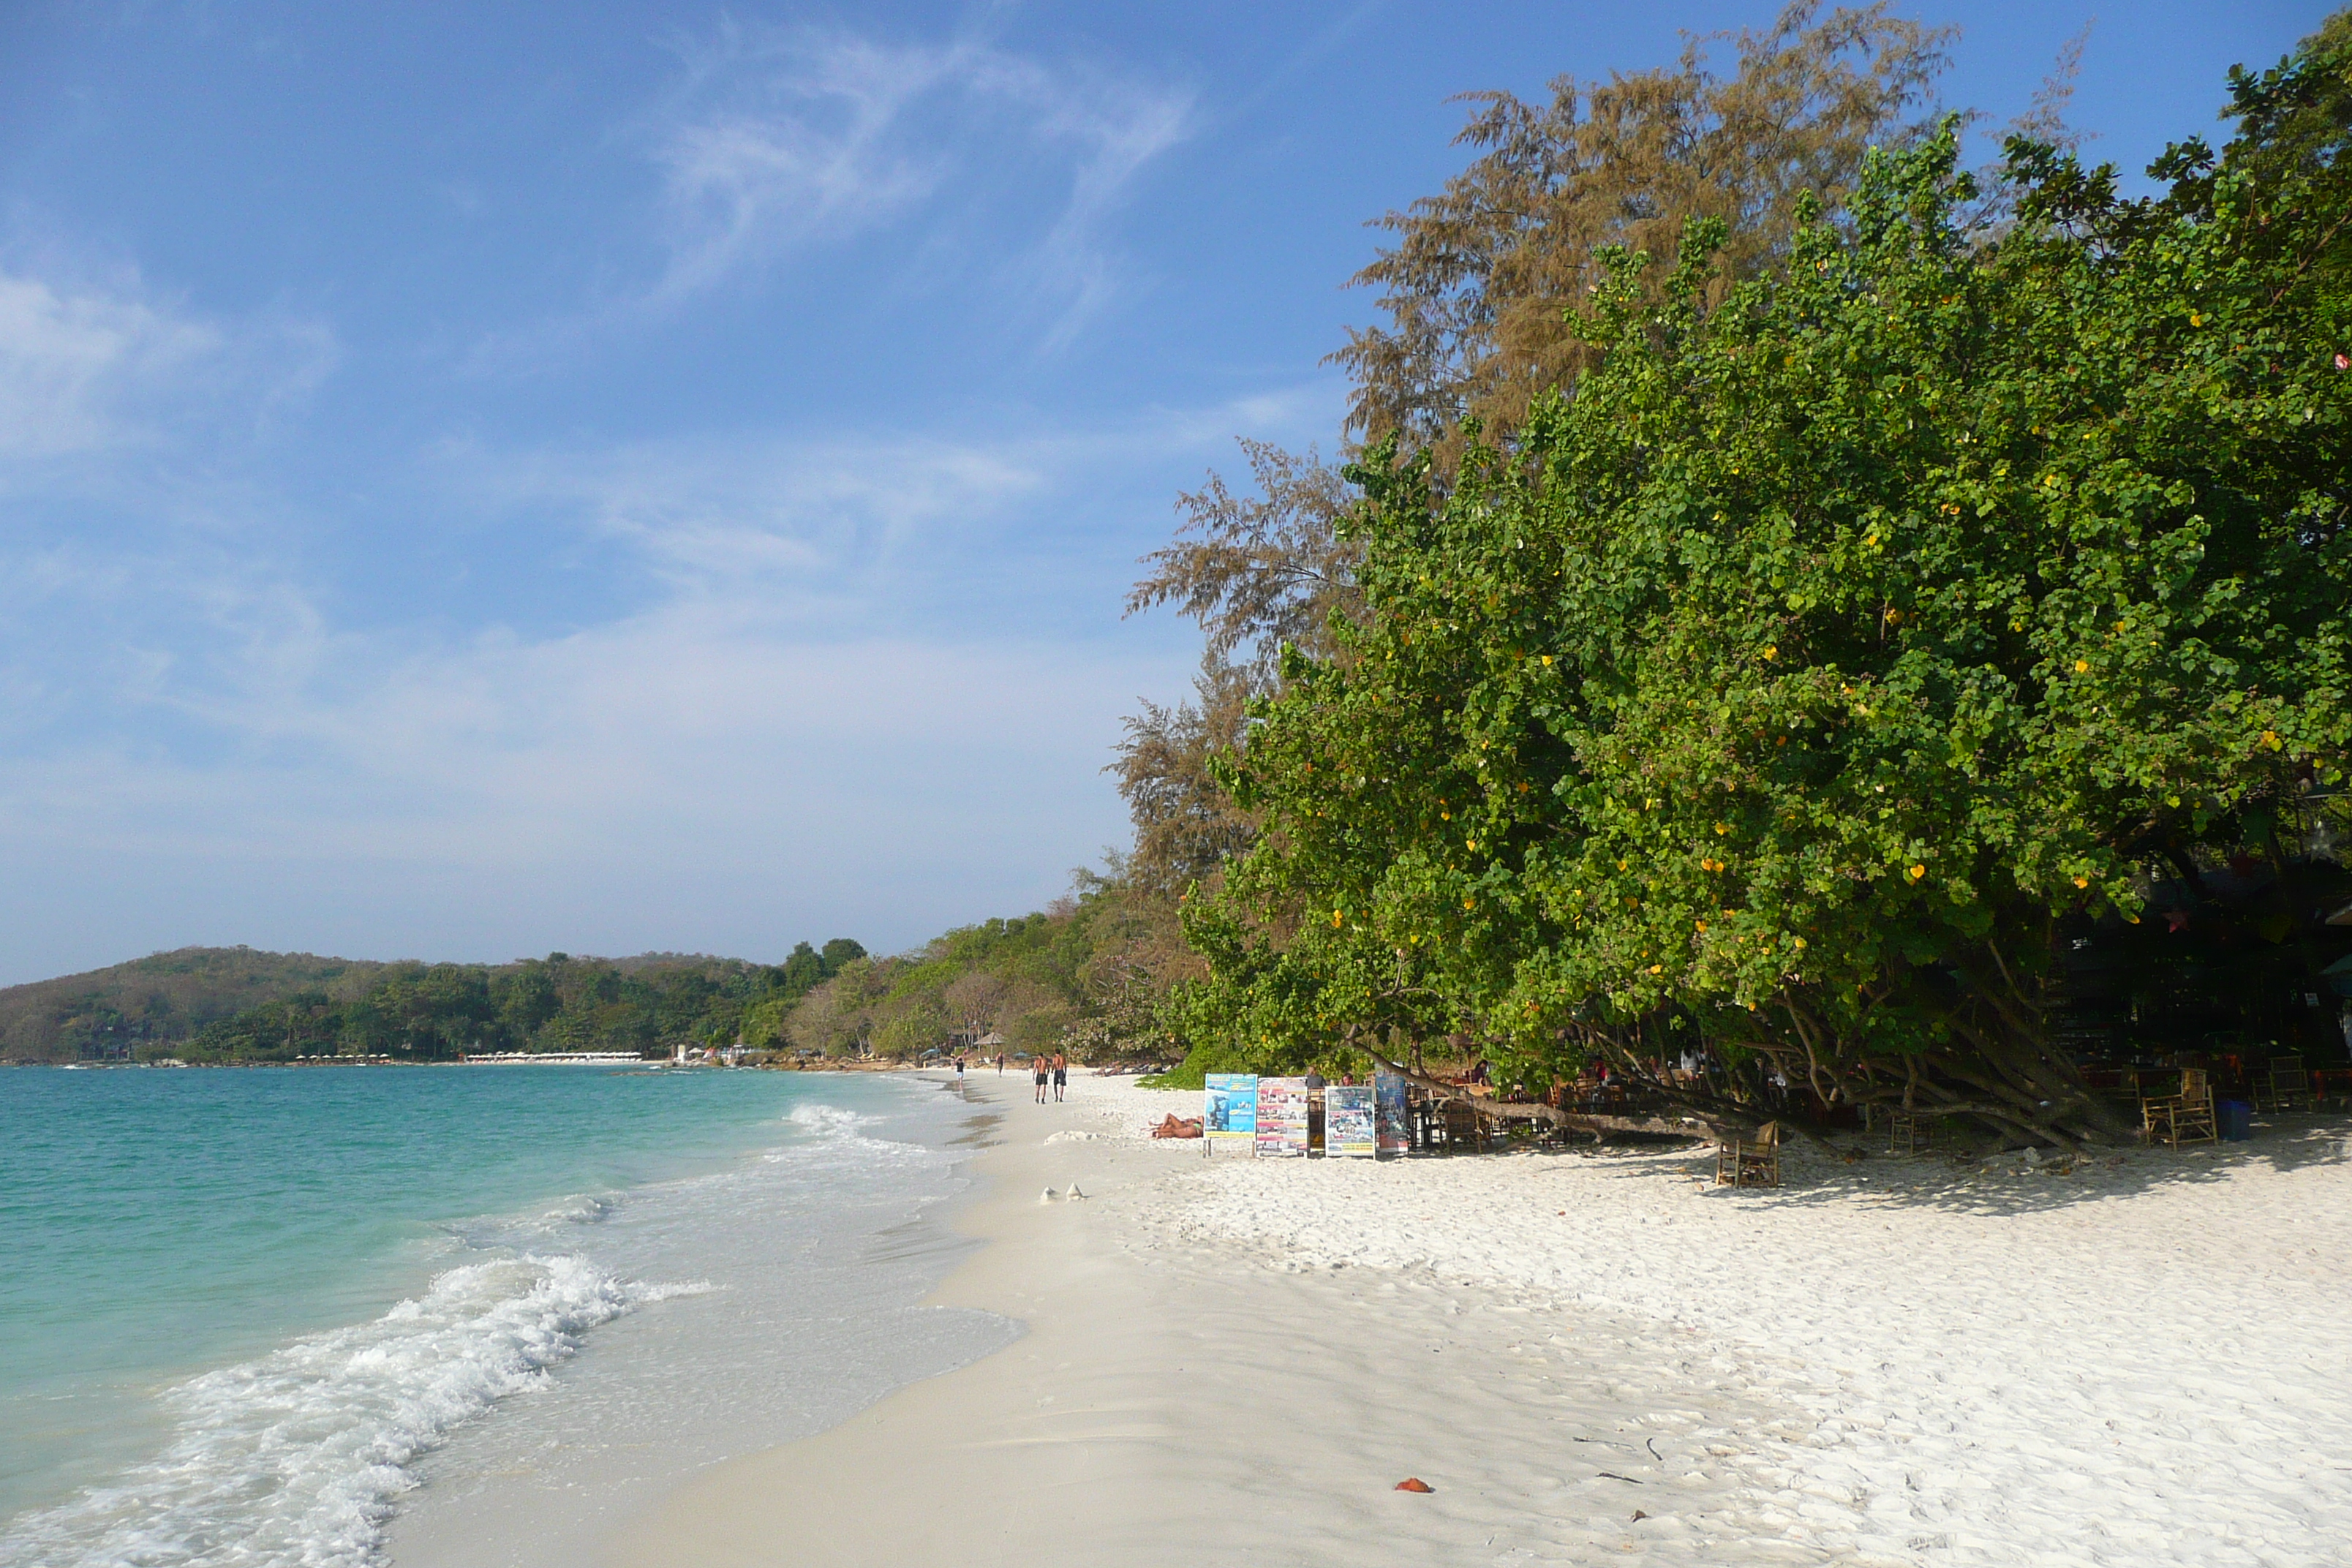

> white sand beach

[{"left": 601, "top": 1074, "right": 2352, "bottom": 1568}]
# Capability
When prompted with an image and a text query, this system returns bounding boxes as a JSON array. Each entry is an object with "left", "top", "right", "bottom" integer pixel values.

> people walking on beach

[
  {"left": 1052, "top": 1052, "right": 1067, "bottom": 1103},
  {"left": 954, "top": 1055, "right": 965, "bottom": 1084},
  {"left": 1033, "top": 1055, "right": 1049, "bottom": 1104},
  {"left": 996, "top": 1052, "right": 1005, "bottom": 1076}
]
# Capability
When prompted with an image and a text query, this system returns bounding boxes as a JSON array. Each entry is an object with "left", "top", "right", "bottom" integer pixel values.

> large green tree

[
  {"left": 1174, "top": 25, "right": 2352, "bottom": 1147},
  {"left": 1116, "top": 5, "right": 2008, "bottom": 914}
]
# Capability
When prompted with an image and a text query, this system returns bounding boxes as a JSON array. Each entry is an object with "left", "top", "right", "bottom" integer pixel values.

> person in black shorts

[
  {"left": 1033, "top": 1056, "right": 1049, "bottom": 1104},
  {"left": 1052, "top": 1051, "right": 1067, "bottom": 1102}
]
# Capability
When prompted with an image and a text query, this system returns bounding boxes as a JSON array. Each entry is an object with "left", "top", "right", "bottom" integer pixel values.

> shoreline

[
  {"left": 4, "top": 1064, "right": 981, "bottom": 1568},
  {"left": 587, "top": 1072, "right": 2352, "bottom": 1568},
  {"left": 376, "top": 1071, "right": 1005, "bottom": 1568},
  {"left": 593, "top": 1072, "right": 1792, "bottom": 1567}
]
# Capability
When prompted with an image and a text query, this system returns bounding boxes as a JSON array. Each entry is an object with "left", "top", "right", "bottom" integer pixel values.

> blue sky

[{"left": 0, "top": 0, "right": 2333, "bottom": 981}]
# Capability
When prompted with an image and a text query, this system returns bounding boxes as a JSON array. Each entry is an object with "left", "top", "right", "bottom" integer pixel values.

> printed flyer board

[
  {"left": 1254, "top": 1077, "right": 1310, "bottom": 1158},
  {"left": 1325, "top": 1084, "right": 1376, "bottom": 1158},
  {"left": 1202, "top": 1074, "right": 1259, "bottom": 1146},
  {"left": 1374, "top": 1073, "right": 1412, "bottom": 1156}
]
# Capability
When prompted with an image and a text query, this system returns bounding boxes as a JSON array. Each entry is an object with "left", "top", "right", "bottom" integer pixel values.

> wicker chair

[
  {"left": 1716, "top": 1121, "right": 1782, "bottom": 1187},
  {"left": 2144, "top": 1068, "right": 2218, "bottom": 1147},
  {"left": 2257, "top": 1055, "right": 2310, "bottom": 1113},
  {"left": 1439, "top": 1100, "right": 1486, "bottom": 1153}
]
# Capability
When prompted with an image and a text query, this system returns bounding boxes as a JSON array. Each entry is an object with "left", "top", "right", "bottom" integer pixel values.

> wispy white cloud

[
  {"left": 651, "top": 24, "right": 1194, "bottom": 309},
  {"left": 997, "top": 56, "right": 1199, "bottom": 350},
  {"left": 0, "top": 162, "right": 1327, "bottom": 976},
  {"left": 0, "top": 260, "right": 335, "bottom": 467},
  {"left": 646, "top": 29, "right": 970, "bottom": 304},
  {"left": 427, "top": 379, "right": 1342, "bottom": 630},
  {"left": 0, "top": 537, "right": 1182, "bottom": 973},
  {"left": 0, "top": 270, "right": 222, "bottom": 458},
  {"left": 471, "top": 23, "right": 1194, "bottom": 372},
  {"left": 0, "top": 570, "right": 1151, "bottom": 863},
  {"left": 0, "top": 374, "right": 1348, "bottom": 976},
  {"left": 439, "top": 429, "right": 1045, "bottom": 597}
]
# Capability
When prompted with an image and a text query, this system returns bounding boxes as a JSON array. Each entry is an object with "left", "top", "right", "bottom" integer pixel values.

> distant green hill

[
  {"left": 0, "top": 947, "right": 393, "bottom": 1063},
  {"left": 0, "top": 942, "right": 875, "bottom": 1063}
]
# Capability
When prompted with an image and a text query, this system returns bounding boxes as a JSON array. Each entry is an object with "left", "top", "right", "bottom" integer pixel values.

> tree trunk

[{"left": 1359, "top": 1046, "right": 1744, "bottom": 1142}]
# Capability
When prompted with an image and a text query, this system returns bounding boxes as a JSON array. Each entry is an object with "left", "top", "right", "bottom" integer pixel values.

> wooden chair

[
  {"left": 2174, "top": 1068, "right": 2220, "bottom": 1144},
  {"left": 1886, "top": 1109, "right": 1931, "bottom": 1155},
  {"left": 2140, "top": 1071, "right": 2180, "bottom": 1143},
  {"left": 1439, "top": 1100, "right": 1485, "bottom": 1153},
  {"left": 1716, "top": 1121, "right": 1782, "bottom": 1186},
  {"left": 2144, "top": 1068, "right": 2218, "bottom": 1147},
  {"left": 2257, "top": 1055, "right": 2310, "bottom": 1112}
]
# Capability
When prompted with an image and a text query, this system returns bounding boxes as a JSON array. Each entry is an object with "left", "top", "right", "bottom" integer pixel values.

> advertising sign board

[
  {"left": 1254, "top": 1077, "right": 1310, "bottom": 1157},
  {"left": 1325, "top": 1084, "right": 1376, "bottom": 1157},
  {"left": 1202, "top": 1074, "right": 1259, "bottom": 1146},
  {"left": 1374, "top": 1073, "right": 1412, "bottom": 1156}
]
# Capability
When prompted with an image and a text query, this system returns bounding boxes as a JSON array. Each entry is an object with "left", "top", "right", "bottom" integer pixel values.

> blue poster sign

[
  {"left": 1375, "top": 1073, "right": 1411, "bottom": 1156},
  {"left": 1203, "top": 1074, "right": 1259, "bottom": 1145}
]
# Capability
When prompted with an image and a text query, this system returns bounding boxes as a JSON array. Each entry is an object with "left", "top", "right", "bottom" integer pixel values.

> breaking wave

[{"left": 0, "top": 1255, "right": 703, "bottom": 1568}]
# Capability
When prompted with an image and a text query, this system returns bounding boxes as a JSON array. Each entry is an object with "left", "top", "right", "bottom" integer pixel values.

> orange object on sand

[{"left": 1395, "top": 1478, "right": 1434, "bottom": 1493}]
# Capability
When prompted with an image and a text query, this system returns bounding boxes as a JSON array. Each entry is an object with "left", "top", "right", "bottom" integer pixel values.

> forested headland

[
  {"left": 0, "top": 897, "right": 1183, "bottom": 1066},
  {"left": 13, "top": 7, "right": 2351, "bottom": 1149},
  {"left": 0, "top": 943, "right": 863, "bottom": 1063},
  {"left": 0, "top": 948, "right": 393, "bottom": 1063}
]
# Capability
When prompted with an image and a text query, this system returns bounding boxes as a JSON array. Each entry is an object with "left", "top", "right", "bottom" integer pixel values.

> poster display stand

[
  {"left": 1202, "top": 1074, "right": 1259, "bottom": 1153},
  {"left": 1325, "top": 1083, "right": 1376, "bottom": 1157},
  {"left": 1374, "top": 1073, "right": 1412, "bottom": 1157},
  {"left": 1254, "top": 1077, "right": 1310, "bottom": 1157}
]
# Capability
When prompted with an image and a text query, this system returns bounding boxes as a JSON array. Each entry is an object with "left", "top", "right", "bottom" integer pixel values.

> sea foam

[
  {"left": 0, "top": 1254, "right": 700, "bottom": 1568},
  {"left": 1, "top": 1072, "right": 996, "bottom": 1568}
]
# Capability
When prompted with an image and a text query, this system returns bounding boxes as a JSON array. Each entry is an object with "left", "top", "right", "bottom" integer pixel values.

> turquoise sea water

[{"left": 0, "top": 1064, "right": 1002, "bottom": 1568}]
